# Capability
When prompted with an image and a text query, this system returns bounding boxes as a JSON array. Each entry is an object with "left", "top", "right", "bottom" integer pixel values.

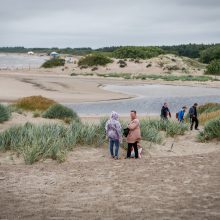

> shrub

[
  {"left": 113, "top": 46, "right": 164, "bottom": 59},
  {"left": 197, "top": 117, "right": 220, "bottom": 142},
  {"left": 117, "top": 60, "right": 127, "bottom": 68},
  {"left": 41, "top": 58, "right": 65, "bottom": 68},
  {"left": 200, "top": 45, "right": 220, "bottom": 63},
  {"left": 205, "top": 59, "right": 220, "bottom": 75},
  {"left": 42, "top": 104, "right": 79, "bottom": 121},
  {"left": 78, "top": 54, "right": 113, "bottom": 67},
  {"left": 0, "top": 104, "right": 11, "bottom": 123},
  {"left": 13, "top": 96, "right": 56, "bottom": 111}
]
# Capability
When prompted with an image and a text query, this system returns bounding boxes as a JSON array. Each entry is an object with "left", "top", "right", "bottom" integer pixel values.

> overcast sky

[{"left": 0, "top": 0, "right": 220, "bottom": 48}]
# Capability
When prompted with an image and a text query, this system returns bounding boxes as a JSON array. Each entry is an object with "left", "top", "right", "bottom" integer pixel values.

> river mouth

[{"left": 66, "top": 84, "right": 220, "bottom": 116}]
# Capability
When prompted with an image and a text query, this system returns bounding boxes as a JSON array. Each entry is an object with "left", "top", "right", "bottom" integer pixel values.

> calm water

[
  {"left": 0, "top": 54, "right": 47, "bottom": 69},
  {"left": 66, "top": 84, "right": 220, "bottom": 116}
]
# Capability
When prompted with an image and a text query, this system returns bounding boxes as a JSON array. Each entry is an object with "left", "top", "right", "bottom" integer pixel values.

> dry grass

[
  {"left": 199, "top": 110, "right": 220, "bottom": 125},
  {"left": 13, "top": 96, "right": 56, "bottom": 111}
]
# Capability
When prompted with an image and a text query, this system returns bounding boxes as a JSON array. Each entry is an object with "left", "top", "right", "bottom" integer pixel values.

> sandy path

[{"left": 0, "top": 147, "right": 219, "bottom": 220}]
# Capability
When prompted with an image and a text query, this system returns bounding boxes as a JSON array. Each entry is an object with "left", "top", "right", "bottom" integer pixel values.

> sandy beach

[{"left": 0, "top": 62, "right": 220, "bottom": 220}]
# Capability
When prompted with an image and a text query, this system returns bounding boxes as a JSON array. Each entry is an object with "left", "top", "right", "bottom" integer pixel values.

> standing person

[
  {"left": 189, "top": 103, "right": 199, "bottom": 130},
  {"left": 126, "top": 110, "right": 141, "bottom": 159},
  {"left": 177, "top": 106, "right": 187, "bottom": 122},
  {"left": 161, "top": 102, "right": 171, "bottom": 120},
  {"left": 105, "top": 111, "right": 122, "bottom": 159}
]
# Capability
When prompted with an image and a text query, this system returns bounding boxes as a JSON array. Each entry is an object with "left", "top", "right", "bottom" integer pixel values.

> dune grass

[
  {"left": 198, "top": 103, "right": 220, "bottom": 124},
  {"left": 0, "top": 117, "right": 189, "bottom": 164},
  {"left": 0, "top": 104, "right": 11, "bottom": 123},
  {"left": 13, "top": 96, "right": 56, "bottom": 111},
  {"left": 0, "top": 120, "right": 106, "bottom": 164},
  {"left": 71, "top": 72, "right": 217, "bottom": 81},
  {"left": 197, "top": 117, "right": 220, "bottom": 142}
]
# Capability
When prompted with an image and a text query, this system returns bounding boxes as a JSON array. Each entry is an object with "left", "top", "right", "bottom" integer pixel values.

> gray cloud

[{"left": 0, "top": 0, "right": 219, "bottom": 48}]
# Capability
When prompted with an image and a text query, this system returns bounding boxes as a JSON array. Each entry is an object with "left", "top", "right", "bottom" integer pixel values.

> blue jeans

[{"left": 109, "top": 139, "right": 120, "bottom": 158}]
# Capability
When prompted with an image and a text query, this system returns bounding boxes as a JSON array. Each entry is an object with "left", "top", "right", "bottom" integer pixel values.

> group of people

[
  {"left": 160, "top": 102, "right": 199, "bottom": 130},
  {"left": 105, "top": 110, "right": 141, "bottom": 160},
  {"left": 105, "top": 102, "right": 199, "bottom": 160}
]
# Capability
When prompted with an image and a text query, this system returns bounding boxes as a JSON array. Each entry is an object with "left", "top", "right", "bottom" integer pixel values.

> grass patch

[
  {"left": 42, "top": 104, "right": 80, "bottom": 122},
  {"left": 13, "top": 96, "right": 56, "bottom": 111},
  {"left": 197, "top": 117, "right": 220, "bottom": 142},
  {"left": 78, "top": 54, "right": 113, "bottom": 67},
  {"left": 140, "top": 119, "right": 188, "bottom": 143},
  {"left": 0, "top": 120, "right": 107, "bottom": 164},
  {"left": 197, "top": 103, "right": 220, "bottom": 124},
  {"left": 0, "top": 104, "right": 11, "bottom": 123},
  {"left": 41, "top": 58, "right": 65, "bottom": 68},
  {"left": 70, "top": 72, "right": 217, "bottom": 82}
]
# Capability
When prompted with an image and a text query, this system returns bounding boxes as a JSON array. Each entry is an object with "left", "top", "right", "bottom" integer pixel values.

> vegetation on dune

[
  {"left": 41, "top": 58, "right": 65, "bottom": 68},
  {"left": 0, "top": 116, "right": 189, "bottom": 164},
  {"left": 42, "top": 104, "right": 80, "bottom": 122},
  {"left": 112, "top": 46, "right": 164, "bottom": 59},
  {"left": 0, "top": 104, "right": 11, "bottom": 123},
  {"left": 205, "top": 59, "right": 220, "bottom": 75},
  {"left": 0, "top": 120, "right": 106, "bottom": 164},
  {"left": 71, "top": 72, "right": 217, "bottom": 82},
  {"left": 198, "top": 103, "right": 220, "bottom": 124},
  {"left": 200, "top": 45, "right": 220, "bottom": 63},
  {"left": 140, "top": 119, "right": 188, "bottom": 143},
  {"left": 198, "top": 117, "right": 220, "bottom": 142},
  {"left": 78, "top": 54, "right": 113, "bottom": 67},
  {"left": 13, "top": 96, "right": 56, "bottom": 111}
]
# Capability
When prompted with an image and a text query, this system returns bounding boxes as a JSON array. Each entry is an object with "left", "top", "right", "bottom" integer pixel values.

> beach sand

[{"left": 0, "top": 67, "right": 220, "bottom": 219}]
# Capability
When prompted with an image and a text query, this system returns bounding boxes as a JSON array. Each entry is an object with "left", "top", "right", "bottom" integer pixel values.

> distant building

[
  {"left": 50, "top": 51, "right": 59, "bottom": 58},
  {"left": 27, "top": 51, "right": 34, "bottom": 55}
]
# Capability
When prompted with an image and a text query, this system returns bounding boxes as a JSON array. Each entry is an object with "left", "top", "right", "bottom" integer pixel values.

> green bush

[
  {"left": 78, "top": 54, "right": 113, "bottom": 67},
  {"left": 205, "top": 59, "right": 220, "bottom": 75},
  {"left": 42, "top": 104, "right": 79, "bottom": 121},
  {"left": 113, "top": 46, "right": 164, "bottom": 59},
  {"left": 197, "top": 117, "right": 220, "bottom": 142},
  {"left": 200, "top": 45, "right": 220, "bottom": 63},
  {"left": 0, "top": 104, "right": 11, "bottom": 123},
  {"left": 41, "top": 58, "right": 65, "bottom": 68}
]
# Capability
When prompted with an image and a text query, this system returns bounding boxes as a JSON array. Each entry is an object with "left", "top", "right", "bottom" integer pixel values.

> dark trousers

[
  {"left": 127, "top": 142, "right": 138, "bottom": 158},
  {"left": 190, "top": 117, "right": 199, "bottom": 130}
]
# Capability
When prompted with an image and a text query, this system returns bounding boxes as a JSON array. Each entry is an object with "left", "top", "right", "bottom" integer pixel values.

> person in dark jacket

[
  {"left": 189, "top": 103, "right": 199, "bottom": 130},
  {"left": 161, "top": 102, "right": 171, "bottom": 120}
]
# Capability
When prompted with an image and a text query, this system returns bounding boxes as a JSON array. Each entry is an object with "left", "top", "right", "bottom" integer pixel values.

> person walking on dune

[
  {"left": 161, "top": 102, "right": 171, "bottom": 120},
  {"left": 105, "top": 111, "right": 122, "bottom": 159},
  {"left": 177, "top": 106, "right": 187, "bottom": 122},
  {"left": 189, "top": 103, "right": 199, "bottom": 130},
  {"left": 126, "top": 110, "right": 141, "bottom": 159}
]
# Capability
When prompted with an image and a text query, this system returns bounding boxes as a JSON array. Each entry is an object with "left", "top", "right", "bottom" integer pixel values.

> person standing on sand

[
  {"left": 189, "top": 103, "right": 199, "bottom": 130},
  {"left": 161, "top": 102, "right": 171, "bottom": 120},
  {"left": 105, "top": 111, "right": 122, "bottom": 159},
  {"left": 126, "top": 110, "right": 141, "bottom": 159}
]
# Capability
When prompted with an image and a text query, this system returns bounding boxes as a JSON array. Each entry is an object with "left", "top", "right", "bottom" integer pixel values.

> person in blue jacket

[{"left": 178, "top": 106, "right": 187, "bottom": 122}]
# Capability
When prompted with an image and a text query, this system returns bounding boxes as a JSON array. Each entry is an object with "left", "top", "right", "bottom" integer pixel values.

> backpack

[{"left": 176, "top": 112, "right": 178, "bottom": 119}]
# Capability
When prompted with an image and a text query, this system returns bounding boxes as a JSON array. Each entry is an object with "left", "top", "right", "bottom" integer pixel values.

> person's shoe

[
  {"left": 195, "top": 128, "right": 200, "bottom": 130},
  {"left": 111, "top": 155, "right": 115, "bottom": 159},
  {"left": 115, "top": 157, "right": 119, "bottom": 160}
]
